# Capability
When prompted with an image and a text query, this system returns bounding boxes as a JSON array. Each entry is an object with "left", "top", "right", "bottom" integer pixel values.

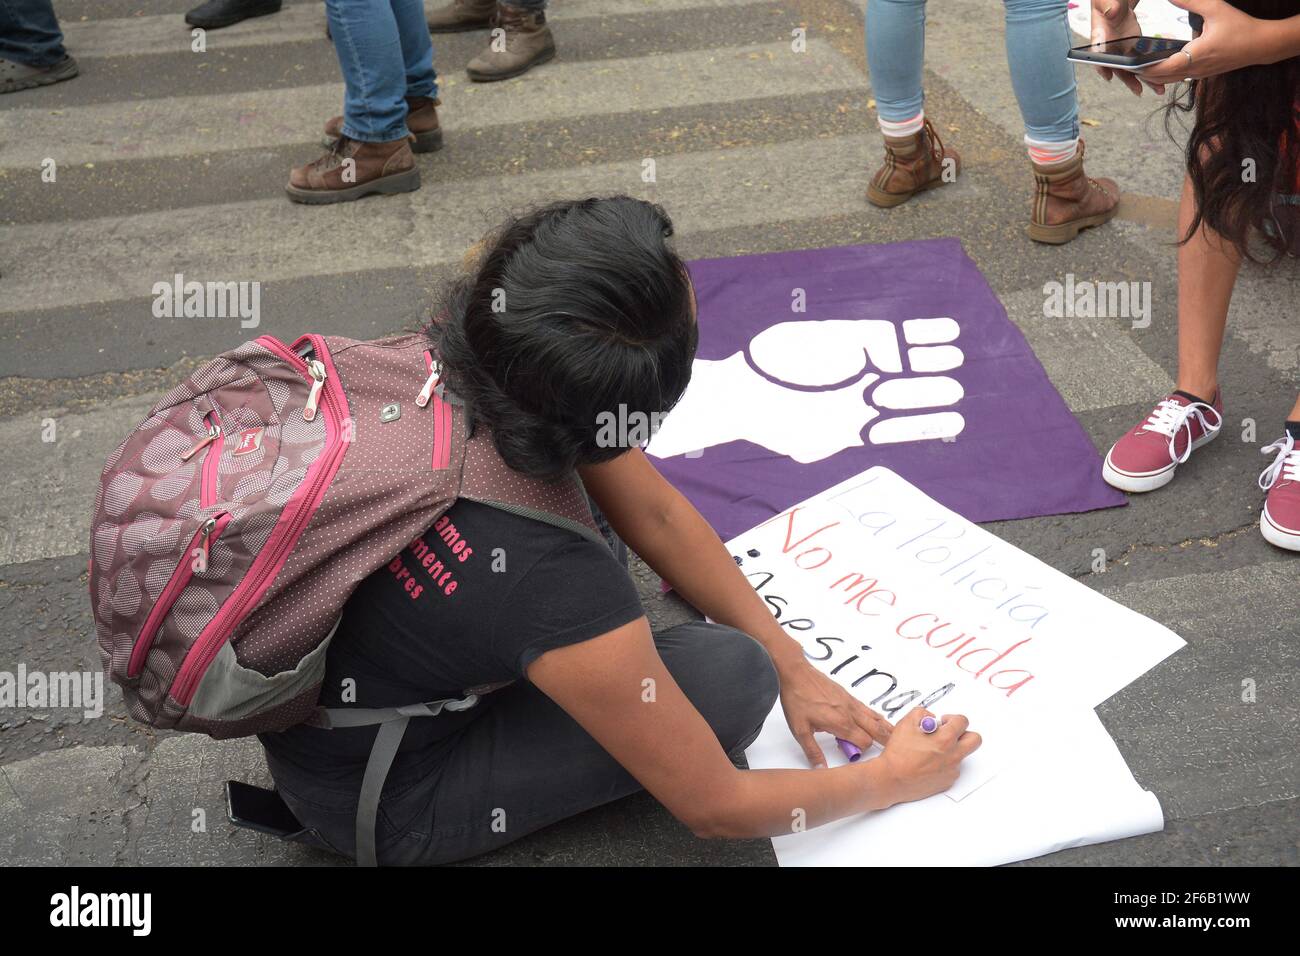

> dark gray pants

[{"left": 272, "top": 620, "right": 779, "bottom": 865}]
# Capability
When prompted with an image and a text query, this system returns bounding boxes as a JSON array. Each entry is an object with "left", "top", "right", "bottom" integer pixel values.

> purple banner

[{"left": 647, "top": 239, "right": 1125, "bottom": 541}]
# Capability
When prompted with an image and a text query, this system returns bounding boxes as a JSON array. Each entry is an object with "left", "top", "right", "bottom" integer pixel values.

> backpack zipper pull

[
  {"left": 196, "top": 516, "right": 218, "bottom": 566},
  {"left": 416, "top": 359, "right": 441, "bottom": 408},
  {"left": 182, "top": 422, "right": 221, "bottom": 461},
  {"left": 303, "top": 359, "right": 327, "bottom": 421}
]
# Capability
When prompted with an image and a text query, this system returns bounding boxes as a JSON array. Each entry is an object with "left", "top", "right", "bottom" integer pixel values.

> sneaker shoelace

[
  {"left": 1258, "top": 434, "right": 1300, "bottom": 491},
  {"left": 1141, "top": 398, "right": 1222, "bottom": 464}
]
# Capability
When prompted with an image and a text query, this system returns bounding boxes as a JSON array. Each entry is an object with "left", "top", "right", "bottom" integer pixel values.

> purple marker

[
  {"left": 836, "top": 738, "right": 862, "bottom": 762},
  {"left": 920, "top": 714, "right": 940, "bottom": 734}
]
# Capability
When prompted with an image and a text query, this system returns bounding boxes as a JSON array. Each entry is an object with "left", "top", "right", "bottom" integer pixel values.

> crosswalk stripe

[
  {"left": 0, "top": 130, "right": 880, "bottom": 316},
  {"left": 0, "top": 40, "right": 858, "bottom": 170},
  {"left": 63, "top": 0, "right": 772, "bottom": 60}
]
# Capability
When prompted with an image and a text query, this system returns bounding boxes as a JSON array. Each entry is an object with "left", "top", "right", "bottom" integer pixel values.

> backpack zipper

[
  {"left": 433, "top": 393, "right": 451, "bottom": 470},
  {"left": 201, "top": 412, "right": 223, "bottom": 508},
  {"left": 423, "top": 350, "right": 452, "bottom": 470},
  {"left": 303, "top": 359, "right": 326, "bottom": 421},
  {"left": 182, "top": 418, "right": 221, "bottom": 462},
  {"left": 417, "top": 352, "right": 441, "bottom": 407},
  {"left": 127, "top": 512, "right": 231, "bottom": 678},
  {"left": 169, "top": 334, "right": 348, "bottom": 706},
  {"left": 182, "top": 413, "right": 224, "bottom": 508}
]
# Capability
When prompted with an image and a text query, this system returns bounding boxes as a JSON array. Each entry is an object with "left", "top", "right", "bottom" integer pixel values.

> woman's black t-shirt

[{"left": 258, "top": 499, "right": 645, "bottom": 795}]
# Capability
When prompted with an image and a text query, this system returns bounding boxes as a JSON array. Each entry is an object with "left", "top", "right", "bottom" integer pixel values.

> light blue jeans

[
  {"left": 325, "top": 0, "right": 439, "bottom": 143},
  {"left": 865, "top": 0, "right": 1080, "bottom": 143}
]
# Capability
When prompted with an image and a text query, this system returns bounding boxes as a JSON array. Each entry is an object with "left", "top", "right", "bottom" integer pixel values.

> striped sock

[
  {"left": 1025, "top": 136, "right": 1079, "bottom": 167},
  {"left": 879, "top": 111, "right": 925, "bottom": 139}
]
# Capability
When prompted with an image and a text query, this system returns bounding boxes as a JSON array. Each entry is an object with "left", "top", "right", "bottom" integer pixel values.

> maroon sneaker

[
  {"left": 1103, "top": 391, "right": 1224, "bottom": 493},
  {"left": 1259, "top": 433, "right": 1300, "bottom": 551}
]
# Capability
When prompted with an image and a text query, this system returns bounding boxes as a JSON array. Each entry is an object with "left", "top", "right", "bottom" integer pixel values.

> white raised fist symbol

[{"left": 647, "top": 317, "right": 965, "bottom": 464}]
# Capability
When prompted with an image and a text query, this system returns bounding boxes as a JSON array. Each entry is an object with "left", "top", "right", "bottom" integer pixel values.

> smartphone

[
  {"left": 225, "top": 780, "right": 303, "bottom": 838},
  {"left": 1067, "top": 35, "right": 1189, "bottom": 72}
]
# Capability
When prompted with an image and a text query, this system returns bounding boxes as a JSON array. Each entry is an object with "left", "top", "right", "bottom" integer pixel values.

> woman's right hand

[{"left": 876, "top": 707, "right": 982, "bottom": 805}]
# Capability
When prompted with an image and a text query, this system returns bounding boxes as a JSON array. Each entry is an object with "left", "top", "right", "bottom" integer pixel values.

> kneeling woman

[{"left": 259, "top": 196, "right": 981, "bottom": 865}]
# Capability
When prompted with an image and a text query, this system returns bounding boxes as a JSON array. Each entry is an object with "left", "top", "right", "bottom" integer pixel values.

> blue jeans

[
  {"left": 0, "top": 0, "right": 68, "bottom": 67},
  {"left": 865, "top": 0, "right": 1080, "bottom": 143},
  {"left": 325, "top": 0, "right": 439, "bottom": 143}
]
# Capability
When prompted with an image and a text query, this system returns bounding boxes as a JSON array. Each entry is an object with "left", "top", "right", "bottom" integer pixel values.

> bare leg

[
  {"left": 1173, "top": 172, "right": 1241, "bottom": 401},
  {"left": 1289, "top": 394, "right": 1300, "bottom": 421}
]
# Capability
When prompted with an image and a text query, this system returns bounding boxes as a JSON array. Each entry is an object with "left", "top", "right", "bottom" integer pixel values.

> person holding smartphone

[
  {"left": 864, "top": 0, "right": 1121, "bottom": 245},
  {"left": 1094, "top": 0, "right": 1300, "bottom": 553},
  {"left": 259, "top": 197, "right": 983, "bottom": 865},
  {"left": 1091, "top": 0, "right": 1300, "bottom": 92}
]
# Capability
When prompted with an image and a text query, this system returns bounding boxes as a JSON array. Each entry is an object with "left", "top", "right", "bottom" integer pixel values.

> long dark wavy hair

[
  {"left": 1166, "top": 0, "right": 1300, "bottom": 261},
  {"left": 428, "top": 197, "right": 697, "bottom": 480}
]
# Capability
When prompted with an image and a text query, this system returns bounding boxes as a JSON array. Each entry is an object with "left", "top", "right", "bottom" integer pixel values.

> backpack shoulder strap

[
  {"left": 456, "top": 425, "right": 607, "bottom": 548},
  {"left": 311, "top": 694, "right": 480, "bottom": 867}
]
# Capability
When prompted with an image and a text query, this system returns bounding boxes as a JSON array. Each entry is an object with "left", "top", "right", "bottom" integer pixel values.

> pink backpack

[{"left": 90, "top": 331, "right": 604, "bottom": 863}]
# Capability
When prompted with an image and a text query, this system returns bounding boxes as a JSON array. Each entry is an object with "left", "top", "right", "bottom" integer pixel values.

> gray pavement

[{"left": 0, "top": 0, "right": 1295, "bottom": 866}]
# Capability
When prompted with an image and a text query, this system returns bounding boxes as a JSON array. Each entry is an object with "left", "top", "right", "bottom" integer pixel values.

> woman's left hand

[
  {"left": 777, "top": 658, "right": 893, "bottom": 768},
  {"left": 1140, "top": 0, "right": 1275, "bottom": 86}
]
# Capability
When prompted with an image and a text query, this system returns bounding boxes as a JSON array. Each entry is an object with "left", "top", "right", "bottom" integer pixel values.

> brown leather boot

[
  {"left": 286, "top": 136, "right": 419, "bottom": 205},
  {"left": 465, "top": 4, "right": 556, "bottom": 82},
  {"left": 1026, "top": 141, "right": 1120, "bottom": 244},
  {"left": 866, "top": 119, "right": 961, "bottom": 208},
  {"left": 427, "top": 0, "right": 496, "bottom": 32},
  {"left": 323, "top": 96, "right": 443, "bottom": 153}
]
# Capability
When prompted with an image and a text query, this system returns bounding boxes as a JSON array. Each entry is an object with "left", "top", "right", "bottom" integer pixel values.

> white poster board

[
  {"left": 734, "top": 468, "right": 1180, "bottom": 863},
  {"left": 749, "top": 705, "right": 1164, "bottom": 867}
]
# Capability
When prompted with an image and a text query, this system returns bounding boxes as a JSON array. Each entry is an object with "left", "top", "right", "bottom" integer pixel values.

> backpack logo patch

[{"left": 231, "top": 427, "right": 264, "bottom": 456}]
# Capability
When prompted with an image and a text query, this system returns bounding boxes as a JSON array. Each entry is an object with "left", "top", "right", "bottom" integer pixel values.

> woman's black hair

[
  {"left": 1165, "top": 0, "right": 1300, "bottom": 261},
  {"left": 429, "top": 196, "right": 698, "bottom": 480}
]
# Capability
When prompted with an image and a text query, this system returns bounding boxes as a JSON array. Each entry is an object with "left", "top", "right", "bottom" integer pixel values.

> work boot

[
  {"left": 185, "top": 0, "right": 282, "bottom": 29},
  {"left": 465, "top": 4, "right": 556, "bottom": 82},
  {"left": 1026, "top": 141, "right": 1120, "bottom": 244},
  {"left": 323, "top": 96, "right": 444, "bottom": 153},
  {"left": 427, "top": 0, "right": 497, "bottom": 32},
  {"left": 286, "top": 136, "right": 419, "bottom": 205},
  {"left": 865, "top": 119, "right": 961, "bottom": 208},
  {"left": 0, "top": 54, "right": 78, "bottom": 94}
]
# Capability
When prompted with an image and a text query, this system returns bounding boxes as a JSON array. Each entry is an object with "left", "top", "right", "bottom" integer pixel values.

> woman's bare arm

[
  {"left": 578, "top": 449, "right": 893, "bottom": 764},
  {"left": 580, "top": 449, "right": 818, "bottom": 670},
  {"left": 526, "top": 617, "right": 978, "bottom": 838}
]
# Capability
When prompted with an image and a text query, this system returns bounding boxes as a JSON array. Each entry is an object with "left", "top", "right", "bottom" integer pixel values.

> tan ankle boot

[
  {"left": 323, "top": 96, "right": 443, "bottom": 153},
  {"left": 427, "top": 0, "right": 496, "bottom": 33},
  {"left": 866, "top": 119, "right": 961, "bottom": 208},
  {"left": 286, "top": 136, "right": 419, "bottom": 205},
  {"left": 1026, "top": 141, "right": 1120, "bottom": 244},
  {"left": 466, "top": 4, "right": 556, "bottom": 82}
]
